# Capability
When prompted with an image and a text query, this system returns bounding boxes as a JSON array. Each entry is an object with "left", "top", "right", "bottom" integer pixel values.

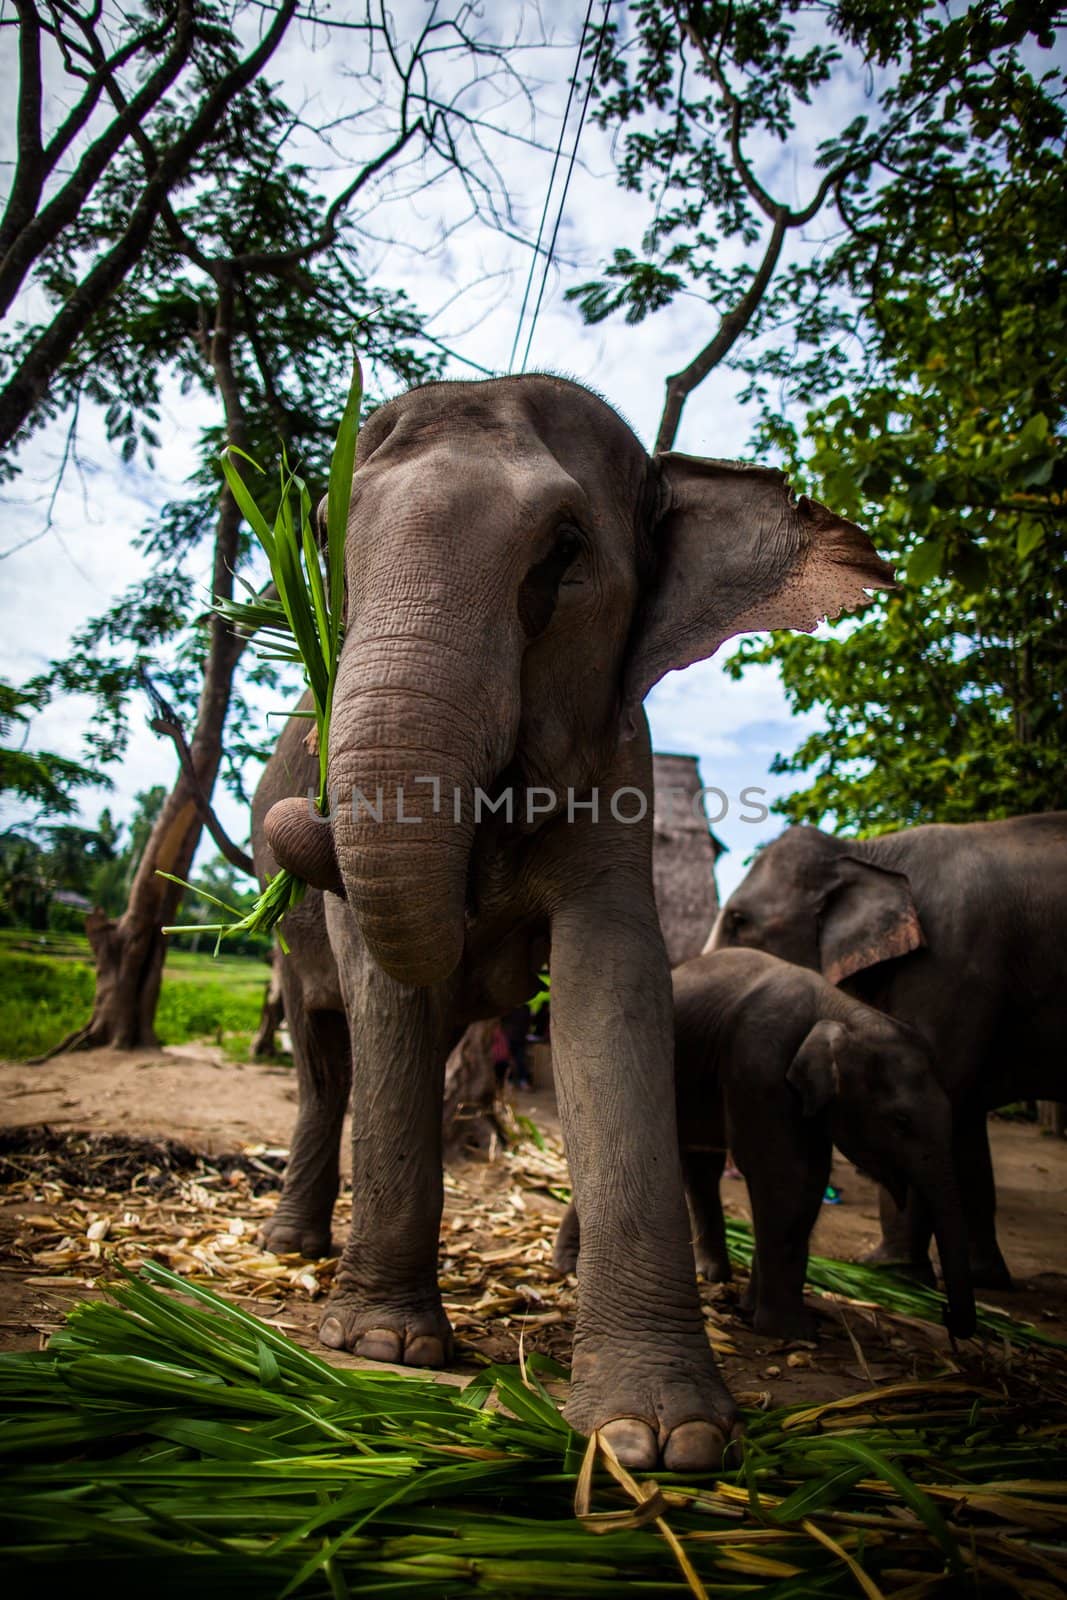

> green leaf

[
  {"left": 905, "top": 538, "right": 944, "bottom": 586},
  {"left": 1017, "top": 522, "right": 1045, "bottom": 560}
]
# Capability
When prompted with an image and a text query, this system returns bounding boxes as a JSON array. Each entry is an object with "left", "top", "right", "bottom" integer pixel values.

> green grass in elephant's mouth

[{"left": 163, "top": 353, "right": 362, "bottom": 951}]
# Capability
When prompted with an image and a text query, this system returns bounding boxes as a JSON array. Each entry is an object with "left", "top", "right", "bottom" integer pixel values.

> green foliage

[
  {"left": 0, "top": 677, "right": 106, "bottom": 818},
  {"left": 0, "top": 787, "right": 173, "bottom": 928},
  {"left": 727, "top": 46, "right": 1066, "bottom": 831},
  {"left": 572, "top": 2, "right": 1066, "bottom": 446},
  {"left": 0, "top": 942, "right": 264, "bottom": 1060},
  {"left": 164, "top": 356, "right": 361, "bottom": 949}
]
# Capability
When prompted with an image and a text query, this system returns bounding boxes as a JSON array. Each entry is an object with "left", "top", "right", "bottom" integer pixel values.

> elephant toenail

[
  {"left": 404, "top": 1335, "right": 446, "bottom": 1367},
  {"left": 663, "top": 1420, "right": 727, "bottom": 1472},
  {"left": 319, "top": 1316, "right": 345, "bottom": 1349},
  {"left": 599, "top": 1418, "right": 658, "bottom": 1471},
  {"left": 356, "top": 1328, "right": 404, "bottom": 1363}
]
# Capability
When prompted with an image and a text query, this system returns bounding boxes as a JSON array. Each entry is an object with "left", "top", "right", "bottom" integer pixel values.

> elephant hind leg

[
  {"left": 683, "top": 1148, "right": 732, "bottom": 1283},
  {"left": 552, "top": 1200, "right": 581, "bottom": 1276},
  {"left": 260, "top": 967, "right": 351, "bottom": 1260}
]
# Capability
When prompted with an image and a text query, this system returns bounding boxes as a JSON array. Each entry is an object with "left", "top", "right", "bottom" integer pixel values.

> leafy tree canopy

[{"left": 723, "top": 11, "right": 1066, "bottom": 832}]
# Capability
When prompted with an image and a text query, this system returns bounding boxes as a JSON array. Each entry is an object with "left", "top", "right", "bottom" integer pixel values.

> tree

[
  {"left": 0, "top": 0, "right": 300, "bottom": 457},
  {"left": 572, "top": 1, "right": 1063, "bottom": 453},
  {"left": 571, "top": 0, "right": 887, "bottom": 450},
  {"left": 0, "top": 675, "right": 106, "bottom": 818},
  {"left": 724, "top": 11, "right": 1066, "bottom": 833},
  {"left": 21, "top": 4, "right": 543, "bottom": 1052}
]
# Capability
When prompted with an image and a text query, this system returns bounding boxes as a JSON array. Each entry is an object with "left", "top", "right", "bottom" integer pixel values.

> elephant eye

[
  {"left": 891, "top": 1110, "right": 913, "bottom": 1135},
  {"left": 517, "top": 525, "right": 586, "bottom": 637},
  {"left": 554, "top": 527, "right": 584, "bottom": 584}
]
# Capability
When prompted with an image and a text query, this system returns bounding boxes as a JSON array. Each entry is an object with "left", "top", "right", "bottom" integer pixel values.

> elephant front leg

[
  {"left": 740, "top": 1136, "right": 829, "bottom": 1343},
  {"left": 683, "top": 1147, "right": 732, "bottom": 1284},
  {"left": 865, "top": 1186, "right": 936, "bottom": 1286},
  {"left": 954, "top": 1109, "right": 1012, "bottom": 1289},
  {"left": 550, "top": 892, "right": 741, "bottom": 1472},
  {"left": 318, "top": 957, "right": 452, "bottom": 1366}
]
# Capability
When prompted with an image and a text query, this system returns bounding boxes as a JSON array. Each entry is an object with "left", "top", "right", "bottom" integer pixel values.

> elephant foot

[
  {"left": 694, "top": 1247, "right": 732, "bottom": 1285},
  {"left": 259, "top": 1207, "right": 334, "bottom": 1260},
  {"left": 565, "top": 1335, "right": 742, "bottom": 1472},
  {"left": 752, "top": 1303, "right": 819, "bottom": 1343},
  {"left": 318, "top": 1283, "right": 453, "bottom": 1367},
  {"left": 862, "top": 1241, "right": 936, "bottom": 1287},
  {"left": 967, "top": 1252, "right": 1013, "bottom": 1292}
]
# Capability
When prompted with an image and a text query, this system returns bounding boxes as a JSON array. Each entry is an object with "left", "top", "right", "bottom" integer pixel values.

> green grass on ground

[
  {"left": 0, "top": 934, "right": 269, "bottom": 1059},
  {"left": 2, "top": 1264, "right": 1064, "bottom": 1596}
]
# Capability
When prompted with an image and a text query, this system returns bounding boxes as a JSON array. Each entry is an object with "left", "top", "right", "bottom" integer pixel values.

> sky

[{"left": 0, "top": 0, "right": 880, "bottom": 898}]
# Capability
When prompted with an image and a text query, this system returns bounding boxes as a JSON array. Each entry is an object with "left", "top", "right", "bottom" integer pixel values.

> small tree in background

[
  {"left": 0, "top": 0, "right": 299, "bottom": 456},
  {"left": 577, "top": 0, "right": 1065, "bottom": 834},
  {"left": 12, "top": 4, "right": 544, "bottom": 1050}
]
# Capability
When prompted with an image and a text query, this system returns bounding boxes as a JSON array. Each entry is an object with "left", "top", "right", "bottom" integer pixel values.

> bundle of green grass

[
  {"left": 163, "top": 355, "right": 361, "bottom": 949},
  {"left": 1, "top": 1265, "right": 1064, "bottom": 1597}
]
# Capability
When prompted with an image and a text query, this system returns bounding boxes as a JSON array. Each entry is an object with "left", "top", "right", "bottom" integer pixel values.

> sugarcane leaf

[{"left": 220, "top": 450, "right": 276, "bottom": 559}]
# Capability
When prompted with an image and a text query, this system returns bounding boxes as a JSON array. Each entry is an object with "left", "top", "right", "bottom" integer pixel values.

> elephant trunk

[
  {"left": 925, "top": 1171, "right": 977, "bottom": 1339},
  {"left": 326, "top": 629, "right": 516, "bottom": 988}
]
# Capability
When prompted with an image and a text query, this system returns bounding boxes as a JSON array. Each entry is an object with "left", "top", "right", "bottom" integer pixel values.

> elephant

[
  {"left": 252, "top": 372, "right": 892, "bottom": 1471},
  {"left": 707, "top": 815, "right": 1067, "bottom": 1288},
  {"left": 554, "top": 948, "right": 976, "bottom": 1343}
]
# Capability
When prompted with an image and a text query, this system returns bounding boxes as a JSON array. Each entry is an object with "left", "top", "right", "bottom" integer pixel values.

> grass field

[{"left": 0, "top": 929, "right": 269, "bottom": 1060}]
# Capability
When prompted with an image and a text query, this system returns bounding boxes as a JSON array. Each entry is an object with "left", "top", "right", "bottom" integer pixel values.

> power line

[
  {"left": 518, "top": 1, "right": 611, "bottom": 374},
  {"left": 507, "top": 0, "right": 595, "bottom": 375}
]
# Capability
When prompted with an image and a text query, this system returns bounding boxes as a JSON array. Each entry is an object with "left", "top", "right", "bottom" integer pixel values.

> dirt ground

[{"left": 2, "top": 1044, "right": 1066, "bottom": 1412}]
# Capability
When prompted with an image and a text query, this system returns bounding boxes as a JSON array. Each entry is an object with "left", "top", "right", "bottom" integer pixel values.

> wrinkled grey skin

[
  {"left": 707, "top": 816, "right": 1067, "bottom": 1288},
  {"left": 252, "top": 374, "right": 891, "bottom": 1471},
  {"left": 553, "top": 949, "right": 976, "bottom": 1343}
]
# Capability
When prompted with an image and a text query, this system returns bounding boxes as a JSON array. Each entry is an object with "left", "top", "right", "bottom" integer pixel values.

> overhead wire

[{"left": 507, "top": 0, "right": 601, "bottom": 373}]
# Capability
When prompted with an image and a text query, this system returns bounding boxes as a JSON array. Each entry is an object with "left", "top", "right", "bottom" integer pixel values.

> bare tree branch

[
  {"left": 0, "top": 0, "right": 193, "bottom": 314},
  {"left": 0, "top": 0, "right": 297, "bottom": 454},
  {"left": 655, "top": 208, "right": 787, "bottom": 452},
  {"left": 143, "top": 678, "right": 256, "bottom": 877}
]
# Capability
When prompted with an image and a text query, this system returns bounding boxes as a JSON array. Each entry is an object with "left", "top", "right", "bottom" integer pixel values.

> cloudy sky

[{"left": 0, "top": 1, "right": 878, "bottom": 896}]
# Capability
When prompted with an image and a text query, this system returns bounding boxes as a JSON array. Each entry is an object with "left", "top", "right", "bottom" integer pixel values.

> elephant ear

[
  {"left": 819, "top": 856, "right": 925, "bottom": 987},
  {"left": 786, "top": 1019, "right": 847, "bottom": 1117},
  {"left": 623, "top": 454, "right": 895, "bottom": 717}
]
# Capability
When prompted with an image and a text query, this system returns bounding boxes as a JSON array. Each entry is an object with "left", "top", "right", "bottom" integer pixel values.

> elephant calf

[{"left": 555, "top": 948, "right": 976, "bottom": 1343}]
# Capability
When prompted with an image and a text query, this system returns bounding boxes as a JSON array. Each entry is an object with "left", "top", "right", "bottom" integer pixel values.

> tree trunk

[
  {"left": 49, "top": 612, "right": 246, "bottom": 1054},
  {"left": 1038, "top": 1101, "right": 1066, "bottom": 1137},
  {"left": 44, "top": 271, "right": 252, "bottom": 1057},
  {"left": 251, "top": 947, "right": 285, "bottom": 1059}
]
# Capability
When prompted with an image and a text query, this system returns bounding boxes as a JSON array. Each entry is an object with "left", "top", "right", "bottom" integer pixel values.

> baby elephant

[{"left": 554, "top": 948, "right": 976, "bottom": 1342}]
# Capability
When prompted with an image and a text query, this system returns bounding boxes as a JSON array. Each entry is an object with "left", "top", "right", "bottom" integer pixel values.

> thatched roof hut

[{"left": 651, "top": 752, "right": 725, "bottom": 967}]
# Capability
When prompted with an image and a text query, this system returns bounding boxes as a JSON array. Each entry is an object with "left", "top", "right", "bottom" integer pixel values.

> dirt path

[{"left": 2, "top": 1045, "right": 1065, "bottom": 1412}]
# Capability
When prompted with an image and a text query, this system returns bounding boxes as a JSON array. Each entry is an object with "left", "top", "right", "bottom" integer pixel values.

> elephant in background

[
  {"left": 708, "top": 815, "right": 1067, "bottom": 1287},
  {"left": 553, "top": 948, "right": 976, "bottom": 1343},
  {"left": 253, "top": 373, "right": 891, "bottom": 1470}
]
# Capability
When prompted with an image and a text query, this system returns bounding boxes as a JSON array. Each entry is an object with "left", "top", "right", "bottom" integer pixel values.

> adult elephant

[
  {"left": 707, "top": 816, "right": 1067, "bottom": 1287},
  {"left": 254, "top": 374, "right": 890, "bottom": 1471}
]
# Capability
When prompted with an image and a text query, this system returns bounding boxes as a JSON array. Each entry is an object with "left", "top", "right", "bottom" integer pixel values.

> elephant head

[
  {"left": 265, "top": 377, "right": 892, "bottom": 987},
  {"left": 708, "top": 825, "right": 924, "bottom": 985},
  {"left": 786, "top": 1014, "right": 976, "bottom": 1336}
]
